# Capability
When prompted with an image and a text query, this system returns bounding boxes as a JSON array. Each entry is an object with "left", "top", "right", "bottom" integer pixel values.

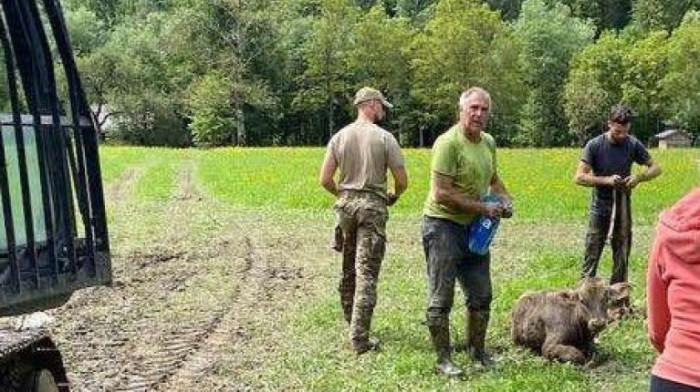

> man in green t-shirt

[{"left": 421, "top": 87, "right": 512, "bottom": 376}]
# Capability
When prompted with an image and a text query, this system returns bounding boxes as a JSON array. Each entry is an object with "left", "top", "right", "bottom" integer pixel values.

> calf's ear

[{"left": 610, "top": 282, "right": 631, "bottom": 301}]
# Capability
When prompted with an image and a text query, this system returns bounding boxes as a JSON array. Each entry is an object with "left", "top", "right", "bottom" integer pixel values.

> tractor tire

[
  {"left": 22, "top": 368, "right": 60, "bottom": 392},
  {"left": 0, "top": 360, "right": 23, "bottom": 391}
]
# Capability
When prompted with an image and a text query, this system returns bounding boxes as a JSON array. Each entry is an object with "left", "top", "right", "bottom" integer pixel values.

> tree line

[{"left": 4, "top": 0, "right": 700, "bottom": 147}]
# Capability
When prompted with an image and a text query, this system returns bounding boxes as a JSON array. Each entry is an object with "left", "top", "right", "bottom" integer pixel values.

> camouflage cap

[{"left": 353, "top": 87, "right": 393, "bottom": 109}]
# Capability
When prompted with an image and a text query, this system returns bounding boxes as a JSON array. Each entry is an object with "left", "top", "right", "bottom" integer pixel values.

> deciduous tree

[
  {"left": 412, "top": 0, "right": 524, "bottom": 145},
  {"left": 293, "top": 0, "right": 357, "bottom": 141},
  {"left": 564, "top": 32, "right": 626, "bottom": 144},
  {"left": 514, "top": 0, "right": 594, "bottom": 146},
  {"left": 660, "top": 11, "right": 700, "bottom": 141}
]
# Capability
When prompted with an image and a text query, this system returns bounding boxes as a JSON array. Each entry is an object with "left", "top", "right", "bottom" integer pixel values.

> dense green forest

[{"left": 6, "top": 0, "right": 700, "bottom": 147}]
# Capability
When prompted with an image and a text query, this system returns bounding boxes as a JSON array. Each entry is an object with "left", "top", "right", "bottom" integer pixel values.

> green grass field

[
  {"left": 98, "top": 146, "right": 699, "bottom": 391},
  {"left": 194, "top": 147, "right": 698, "bottom": 223}
]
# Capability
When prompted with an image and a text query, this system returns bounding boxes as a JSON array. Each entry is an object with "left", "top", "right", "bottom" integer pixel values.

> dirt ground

[
  {"left": 10, "top": 159, "right": 658, "bottom": 391},
  {"left": 42, "top": 161, "right": 327, "bottom": 391}
]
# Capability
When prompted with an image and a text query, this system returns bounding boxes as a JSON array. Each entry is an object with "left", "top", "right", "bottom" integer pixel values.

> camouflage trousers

[
  {"left": 334, "top": 191, "right": 387, "bottom": 351},
  {"left": 582, "top": 189, "right": 632, "bottom": 285}
]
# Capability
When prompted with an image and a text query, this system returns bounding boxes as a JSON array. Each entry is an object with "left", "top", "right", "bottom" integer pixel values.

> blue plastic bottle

[{"left": 468, "top": 194, "right": 501, "bottom": 255}]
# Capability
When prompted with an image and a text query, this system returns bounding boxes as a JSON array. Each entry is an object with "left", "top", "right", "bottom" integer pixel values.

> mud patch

[
  {"left": 105, "top": 167, "right": 143, "bottom": 205},
  {"left": 126, "top": 249, "right": 187, "bottom": 269},
  {"left": 47, "top": 160, "right": 316, "bottom": 392}
]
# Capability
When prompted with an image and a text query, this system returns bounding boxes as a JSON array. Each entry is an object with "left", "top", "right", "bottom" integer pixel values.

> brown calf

[{"left": 511, "top": 277, "right": 630, "bottom": 365}]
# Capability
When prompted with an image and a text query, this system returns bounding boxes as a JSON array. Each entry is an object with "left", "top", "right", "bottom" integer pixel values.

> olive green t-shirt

[{"left": 423, "top": 125, "right": 496, "bottom": 225}]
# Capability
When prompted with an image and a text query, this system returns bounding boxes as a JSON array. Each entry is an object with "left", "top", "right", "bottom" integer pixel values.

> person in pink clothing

[{"left": 647, "top": 187, "right": 700, "bottom": 392}]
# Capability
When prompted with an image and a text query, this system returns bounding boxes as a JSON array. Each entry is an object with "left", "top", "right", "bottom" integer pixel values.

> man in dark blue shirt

[{"left": 574, "top": 105, "right": 662, "bottom": 286}]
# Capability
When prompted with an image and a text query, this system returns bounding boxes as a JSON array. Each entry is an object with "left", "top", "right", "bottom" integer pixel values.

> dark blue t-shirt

[{"left": 581, "top": 133, "right": 651, "bottom": 203}]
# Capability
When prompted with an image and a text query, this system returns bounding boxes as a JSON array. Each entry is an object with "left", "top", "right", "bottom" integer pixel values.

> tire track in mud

[
  {"left": 51, "top": 159, "right": 173, "bottom": 313},
  {"left": 51, "top": 158, "right": 312, "bottom": 392},
  {"left": 112, "top": 236, "right": 250, "bottom": 392},
  {"left": 104, "top": 167, "right": 142, "bottom": 204},
  {"left": 44, "top": 155, "right": 318, "bottom": 391},
  {"left": 157, "top": 233, "right": 306, "bottom": 392},
  {"left": 115, "top": 166, "right": 309, "bottom": 391},
  {"left": 110, "top": 164, "right": 304, "bottom": 391},
  {"left": 49, "top": 159, "right": 222, "bottom": 391},
  {"left": 62, "top": 238, "right": 246, "bottom": 392}
]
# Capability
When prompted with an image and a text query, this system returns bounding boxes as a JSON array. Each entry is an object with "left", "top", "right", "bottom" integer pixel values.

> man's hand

[
  {"left": 491, "top": 194, "right": 513, "bottom": 218},
  {"left": 501, "top": 198, "right": 514, "bottom": 219},
  {"left": 607, "top": 174, "right": 623, "bottom": 187},
  {"left": 623, "top": 174, "right": 641, "bottom": 189},
  {"left": 483, "top": 202, "right": 504, "bottom": 218},
  {"left": 387, "top": 193, "right": 399, "bottom": 206}
]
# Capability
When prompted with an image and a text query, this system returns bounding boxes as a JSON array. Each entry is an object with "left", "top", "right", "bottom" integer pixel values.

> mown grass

[
  {"left": 102, "top": 147, "right": 190, "bottom": 254},
  {"left": 235, "top": 216, "right": 656, "bottom": 392},
  {"left": 100, "top": 146, "right": 153, "bottom": 182},
  {"left": 131, "top": 149, "right": 182, "bottom": 202},
  {"left": 100, "top": 146, "right": 699, "bottom": 391},
  {"left": 196, "top": 147, "right": 699, "bottom": 224}
]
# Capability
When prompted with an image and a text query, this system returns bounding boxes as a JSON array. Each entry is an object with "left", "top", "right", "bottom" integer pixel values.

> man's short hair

[
  {"left": 609, "top": 105, "right": 633, "bottom": 125},
  {"left": 459, "top": 87, "right": 492, "bottom": 112}
]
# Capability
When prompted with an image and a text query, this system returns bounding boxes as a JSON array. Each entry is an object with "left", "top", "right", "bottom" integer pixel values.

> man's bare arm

[
  {"left": 433, "top": 172, "right": 502, "bottom": 217},
  {"left": 574, "top": 161, "right": 620, "bottom": 187},
  {"left": 386, "top": 166, "right": 408, "bottom": 206},
  {"left": 625, "top": 159, "right": 661, "bottom": 188},
  {"left": 490, "top": 171, "right": 511, "bottom": 202},
  {"left": 319, "top": 154, "right": 338, "bottom": 197}
]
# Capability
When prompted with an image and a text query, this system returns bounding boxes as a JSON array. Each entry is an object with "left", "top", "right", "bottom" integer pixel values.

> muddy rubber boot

[
  {"left": 354, "top": 337, "right": 381, "bottom": 355},
  {"left": 429, "top": 325, "right": 463, "bottom": 377},
  {"left": 339, "top": 283, "right": 354, "bottom": 325},
  {"left": 342, "top": 303, "right": 353, "bottom": 325},
  {"left": 331, "top": 225, "right": 344, "bottom": 252},
  {"left": 467, "top": 310, "right": 494, "bottom": 367}
]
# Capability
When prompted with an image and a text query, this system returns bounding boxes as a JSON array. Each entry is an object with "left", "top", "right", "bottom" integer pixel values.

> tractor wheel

[
  {"left": 22, "top": 368, "right": 59, "bottom": 392},
  {"left": 0, "top": 360, "right": 23, "bottom": 391}
]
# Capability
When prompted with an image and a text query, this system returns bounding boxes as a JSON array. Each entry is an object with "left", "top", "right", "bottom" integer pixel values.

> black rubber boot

[
  {"left": 467, "top": 310, "right": 494, "bottom": 367},
  {"left": 354, "top": 337, "right": 381, "bottom": 355},
  {"left": 331, "top": 225, "right": 344, "bottom": 252},
  {"left": 342, "top": 303, "right": 352, "bottom": 325},
  {"left": 429, "top": 324, "right": 464, "bottom": 377}
]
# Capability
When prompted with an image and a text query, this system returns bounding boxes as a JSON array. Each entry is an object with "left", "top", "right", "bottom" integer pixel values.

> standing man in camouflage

[
  {"left": 575, "top": 105, "right": 661, "bottom": 287},
  {"left": 319, "top": 87, "right": 408, "bottom": 355},
  {"left": 422, "top": 87, "right": 512, "bottom": 376}
]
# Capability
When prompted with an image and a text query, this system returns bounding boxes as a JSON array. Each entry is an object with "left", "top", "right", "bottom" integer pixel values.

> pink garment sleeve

[{"left": 647, "top": 239, "right": 671, "bottom": 353}]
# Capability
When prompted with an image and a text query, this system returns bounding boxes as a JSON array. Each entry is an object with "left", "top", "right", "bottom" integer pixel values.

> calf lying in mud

[{"left": 511, "top": 277, "right": 630, "bottom": 365}]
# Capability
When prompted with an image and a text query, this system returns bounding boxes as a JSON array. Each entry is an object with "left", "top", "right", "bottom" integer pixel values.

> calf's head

[{"left": 575, "top": 277, "right": 631, "bottom": 322}]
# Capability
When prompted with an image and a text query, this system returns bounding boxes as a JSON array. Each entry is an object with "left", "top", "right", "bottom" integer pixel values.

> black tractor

[{"left": 0, "top": 1, "right": 112, "bottom": 391}]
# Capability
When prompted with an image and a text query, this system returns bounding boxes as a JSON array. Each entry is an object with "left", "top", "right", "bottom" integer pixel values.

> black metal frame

[{"left": 0, "top": 0, "right": 111, "bottom": 316}]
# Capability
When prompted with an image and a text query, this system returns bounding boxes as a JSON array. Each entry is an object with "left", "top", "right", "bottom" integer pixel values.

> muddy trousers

[
  {"left": 650, "top": 375, "right": 700, "bottom": 392},
  {"left": 335, "top": 196, "right": 387, "bottom": 352},
  {"left": 582, "top": 190, "right": 632, "bottom": 284},
  {"left": 421, "top": 216, "right": 492, "bottom": 364}
]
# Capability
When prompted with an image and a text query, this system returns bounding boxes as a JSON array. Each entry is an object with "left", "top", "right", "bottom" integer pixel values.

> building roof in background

[{"left": 655, "top": 129, "right": 692, "bottom": 139}]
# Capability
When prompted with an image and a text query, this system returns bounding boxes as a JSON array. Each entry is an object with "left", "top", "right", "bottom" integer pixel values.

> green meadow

[
  {"left": 195, "top": 147, "right": 698, "bottom": 223},
  {"left": 101, "top": 146, "right": 699, "bottom": 391}
]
